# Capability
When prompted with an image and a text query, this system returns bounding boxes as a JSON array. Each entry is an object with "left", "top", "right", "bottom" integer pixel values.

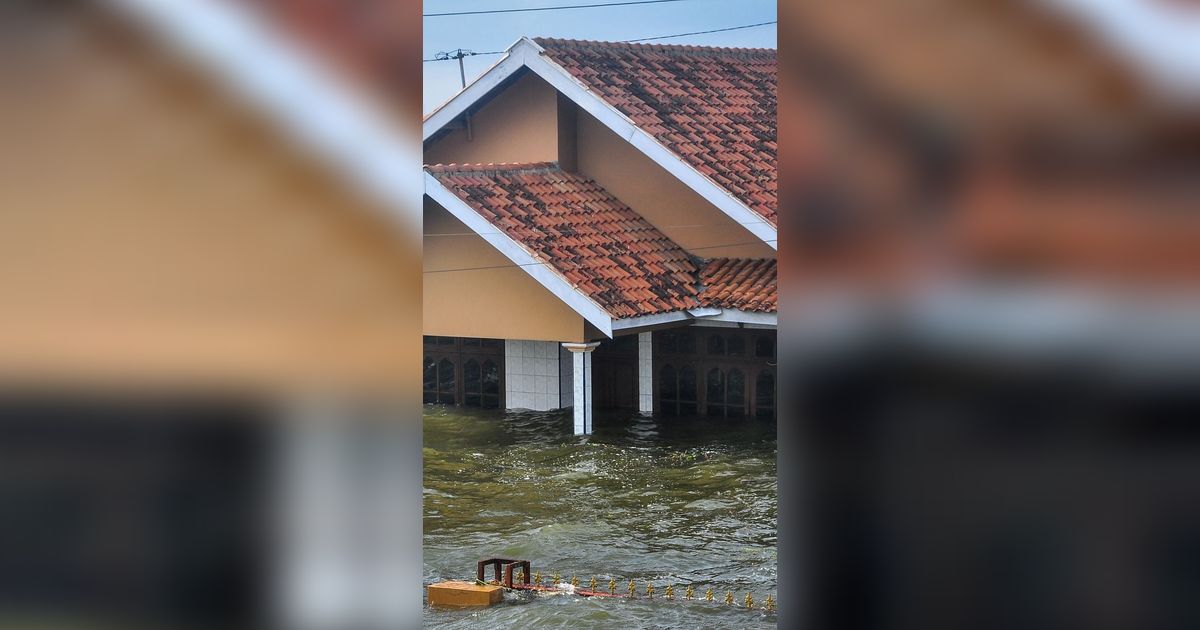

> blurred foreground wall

[
  {"left": 0, "top": 1, "right": 424, "bottom": 628},
  {"left": 777, "top": 1, "right": 1199, "bottom": 629}
]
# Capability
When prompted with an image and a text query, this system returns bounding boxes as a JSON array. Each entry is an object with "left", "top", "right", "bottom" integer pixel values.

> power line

[
  {"left": 624, "top": 20, "right": 776, "bottom": 43},
  {"left": 425, "top": 0, "right": 693, "bottom": 18},
  {"left": 423, "top": 19, "right": 777, "bottom": 62},
  {"left": 423, "top": 50, "right": 504, "bottom": 63}
]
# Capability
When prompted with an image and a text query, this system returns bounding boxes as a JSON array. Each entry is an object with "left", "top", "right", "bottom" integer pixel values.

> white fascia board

[
  {"left": 108, "top": 0, "right": 421, "bottom": 236},
  {"left": 424, "top": 172, "right": 614, "bottom": 337},
  {"left": 695, "top": 310, "right": 778, "bottom": 327},
  {"left": 422, "top": 38, "right": 778, "bottom": 249},
  {"left": 610, "top": 311, "right": 694, "bottom": 332}
]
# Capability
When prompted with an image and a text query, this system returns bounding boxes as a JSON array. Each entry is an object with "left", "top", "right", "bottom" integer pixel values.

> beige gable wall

[
  {"left": 424, "top": 71, "right": 559, "bottom": 166},
  {"left": 0, "top": 7, "right": 420, "bottom": 391},
  {"left": 423, "top": 199, "right": 586, "bottom": 342},
  {"left": 575, "top": 109, "right": 775, "bottom": 259},
  {"left": 426, "top": 72, "right": 774, "bottom": 260}
]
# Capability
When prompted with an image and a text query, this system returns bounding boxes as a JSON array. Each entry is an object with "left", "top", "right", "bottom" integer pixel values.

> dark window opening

[
  {"left": 463, "top": 359, "right": 482, "bottom": 407},
  {"left": 755, "top": 336, "right": 775, "bottom": 359},
  {"left": 660, "top": 364, "right": 698, "bottom": 416},
  {"left": 437, "top": 359, "right": 456, "bottom": 405},
  {"left": 755, "top": 370, "right": 776, "bottom": 418},
  {"left": 706, "top": 367, "right": 746, "bottom": 417},
  {"left": 423, "top": 356, "right": 438, "bottom": 404},
  {"left": 481, "top": 360, "right": 500, "bottom": 409}
]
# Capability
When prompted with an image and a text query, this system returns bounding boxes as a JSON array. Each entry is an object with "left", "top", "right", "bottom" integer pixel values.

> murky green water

[{"left": 423, "top": 406, "right": 777, "bottom": 629}]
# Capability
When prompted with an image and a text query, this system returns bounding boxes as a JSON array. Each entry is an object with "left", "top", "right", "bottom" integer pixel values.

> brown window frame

[{"left": 423, "top": 337, "right": 506, "bottom": 409}]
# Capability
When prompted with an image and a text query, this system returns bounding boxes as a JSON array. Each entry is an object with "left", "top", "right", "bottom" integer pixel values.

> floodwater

[{"left": 423, "top": 406, "right": 777, "bottom": 629}]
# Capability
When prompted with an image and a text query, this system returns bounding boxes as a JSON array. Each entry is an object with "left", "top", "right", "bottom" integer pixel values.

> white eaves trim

[
  {"left": 695, "top": 309, "right": 778, "bottom": 327},
  {"left": 107, "top": 0, "right": 422, "bottom": 236},
  {"left": 424, "top": 172, "right": 614, "bottom": 337},
  {"left": 611, "top": 307, "right": 776, "bottom": 332},
  {"left": 422, "top": 37, "right": 778, "bottom": 250}
]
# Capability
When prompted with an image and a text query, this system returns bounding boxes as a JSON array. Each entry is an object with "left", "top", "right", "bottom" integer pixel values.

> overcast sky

[{"left": 422, "top": 0, "right": 778, "bottom": 113}]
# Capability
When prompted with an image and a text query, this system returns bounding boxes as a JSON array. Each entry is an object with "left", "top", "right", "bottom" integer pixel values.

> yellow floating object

[
  {"left": 724, "top": 591, "right": 734, "bottom": 605},
  {"left": 571, "top": 575, "right": 579, "bottom": 588},
  {"left": 745, "top": 593, "right": 754, "bottom": 609},
  {"left": 552, "top": 572, "right": 561, "bottom": 585},
  {"left": 427, "top": 581, "right": 503, "bottom": 607},
  {"left": 705, "top": 588, "right": 714, "bottom": 602},
  {"left": 646, "top": 583, "right": 654, "bottom": 598},
  {"left": 589, "top": 576, "right": 597, "bottom": 590},
  {"left": 764, "top": 594, "right": 776, "bottom": 612},
  {"left": 608, "top": 578, "right": 616, "bottom": 594},
  {"left": 685, "top": 585, "right": 694, "bottom": 599},
  {"left": 665, "top": 585, "right": 674, "bottom": 600}
]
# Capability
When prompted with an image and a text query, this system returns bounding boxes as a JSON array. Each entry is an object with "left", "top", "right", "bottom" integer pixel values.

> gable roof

[
  {"left": 535, "top": 38, "right": 777, "bottom": 226},
  {"left": 422, "top": 37, "right": 778, "bottom": 250},
  {"left": 426, "top": 163, "right": 699, "bottom": 319}
]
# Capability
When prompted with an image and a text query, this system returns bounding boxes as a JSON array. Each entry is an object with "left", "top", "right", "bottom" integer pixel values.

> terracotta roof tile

[
  {"left": 535, "top": 38, "right": 777, "bottom": 226},
  {"left": 698, "top": 258, "right": 777, "bottom": 313},
  {"left": 427, "top": 163, "right": 700, "bottom": 319}
]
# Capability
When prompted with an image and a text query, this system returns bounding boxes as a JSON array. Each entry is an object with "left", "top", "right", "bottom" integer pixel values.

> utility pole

[{"left": 435, "top": 49, "right": 475, "bottom": 140}]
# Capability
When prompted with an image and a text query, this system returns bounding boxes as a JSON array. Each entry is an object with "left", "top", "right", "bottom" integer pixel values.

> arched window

[
  {"left": 424, "top": 356, "right": 457, "bottom": 405},
  {"left": 481, "top": 360, "right": 500, "bottom": 409},
  {"left": 755, "top": 370, "right": 776, "bottom": 418},
  {"left": 706, "top": 367, "right": 747, "bottom": 417},
  {"left": 706, "top": 368, "right": 725, "bottom": 416},
  {"left": 423, "top": 356, "right": 437, "bottom": 404},
  {"left": 463, "top": 359, "right": 482, "bottom": 407},
  {"left": 659, "top": 364, "right": 698, "bottom": 416},
  {"left": 437, "top": 359, "right": 456, "bottom": 405},
  {"left": 727, "top": 369, "right": 746, "bottom": 417},
  {"left": 679, "top": 366, "right": 698, "bottom": 416}
]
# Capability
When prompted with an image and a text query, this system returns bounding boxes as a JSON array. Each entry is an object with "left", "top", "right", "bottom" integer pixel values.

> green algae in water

[{"left": 423, "top": 406, "right": 777, "bottom": 629}]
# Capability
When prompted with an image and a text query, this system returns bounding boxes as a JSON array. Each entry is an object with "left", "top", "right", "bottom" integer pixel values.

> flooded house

[{"left": 422, "top": 38, "right": 779, "bottom": 432}]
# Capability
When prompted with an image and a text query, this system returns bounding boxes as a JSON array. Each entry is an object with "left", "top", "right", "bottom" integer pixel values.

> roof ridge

[{"left": 533, "top": 36, "right": 776, "bottom": 59}]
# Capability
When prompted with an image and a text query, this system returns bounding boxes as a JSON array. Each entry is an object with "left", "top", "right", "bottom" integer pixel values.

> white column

[
  {"left": 562, "top": 342, "right": 600, "bottom": 434},
  {"left": 638, "top": 332, "right": 654, "bottom": 415}
]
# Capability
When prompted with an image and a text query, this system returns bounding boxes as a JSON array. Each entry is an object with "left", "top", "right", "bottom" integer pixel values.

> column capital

[{"left": 561, "top": 341, "right": 601, "bottom": 353}]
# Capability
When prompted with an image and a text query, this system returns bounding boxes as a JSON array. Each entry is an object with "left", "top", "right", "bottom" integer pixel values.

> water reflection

[{"left": 423, "top": 406, "right": 777, "bottom": 629}]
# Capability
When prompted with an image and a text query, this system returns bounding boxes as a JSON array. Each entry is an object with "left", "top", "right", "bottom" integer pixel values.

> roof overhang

[
  {"left": 424, "top": 171, "right": 615, "bottom": 337},
  {"left": 423, "top": 37, "right": 778, "bottom": 250}
]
